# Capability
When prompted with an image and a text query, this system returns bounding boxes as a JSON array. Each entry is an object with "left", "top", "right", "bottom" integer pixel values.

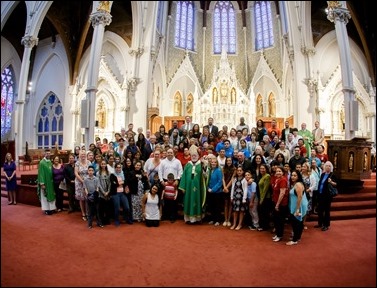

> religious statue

[
  {"left": 333, "top": 152, "right": 338, "bottom": 170},
  {"left": 97, "top": 1, "right": 110, "bottom": 12},
  {"left": 348, "top": 152, "right": 354, "bottom": 172},
  {"left": 212, "top": 88, "right": 218, "bottom": 104},
  {"left": 96, "top": 99, "right": 106, "bottom": 129},
  {"left": 231, "top": 88, "right": 236, "bottom": 104},
  {"left": 339, "top": 106, "right": 345, "bottom": 131},
  {"left": 256, "top": 96, "right": 263, "bottom": 117},
  {"left": 220, "top": 80, "right": 229, "bottom": 104},
  {"left": 268, "top": 94, "right": 276, "bottom": 117},
  {"left": 174, "top": 95, "right": 181, "bottom": 116},
  {"left": 363, "top": 152, "right": 368, "bottom": 171}
]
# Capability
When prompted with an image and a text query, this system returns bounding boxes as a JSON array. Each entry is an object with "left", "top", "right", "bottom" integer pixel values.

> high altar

[{"left": 196, "top": 49, "right": 250, "bottom": 129}]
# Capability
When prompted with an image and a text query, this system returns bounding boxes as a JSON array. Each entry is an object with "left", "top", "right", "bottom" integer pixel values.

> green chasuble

[
  {"left": 298, "top": 129, "right": 313, "bottom": 156},
  {"left": 179, "top": 160, "right": 207, "bottom": 223},
  {"left": 38, "top": 158, "right": 56, "bottom": 202}
]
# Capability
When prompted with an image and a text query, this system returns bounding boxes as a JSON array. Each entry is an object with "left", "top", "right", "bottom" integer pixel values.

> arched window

[
  {"left": 213, "top": 1, "right": 236, "bottom": 54},
  {"left": 174, "top": 1, "right": 195, "bottom": 51},
  {"left": 254, "top": 1, "right": 274, "bottom": 51},
  {"left": 1, "top": 66, "right": 16, "bottom": 139},
  {"left": 37, "top": 94, "right": 64, "bottom": 149}
]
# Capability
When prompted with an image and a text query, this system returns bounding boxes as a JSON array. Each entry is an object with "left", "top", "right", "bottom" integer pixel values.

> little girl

[{"left": 230, "top": 166, "right": 248, "bottom": 230}]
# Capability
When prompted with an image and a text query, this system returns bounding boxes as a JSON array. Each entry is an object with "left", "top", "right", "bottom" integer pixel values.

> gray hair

[{"left": 324, "top": 161, "right": 334, "bottom": 172}]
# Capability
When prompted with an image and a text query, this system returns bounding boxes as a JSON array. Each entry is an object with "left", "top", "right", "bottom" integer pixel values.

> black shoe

[{"left": 321, "top": 226, "right": 329, "bottom": 231}]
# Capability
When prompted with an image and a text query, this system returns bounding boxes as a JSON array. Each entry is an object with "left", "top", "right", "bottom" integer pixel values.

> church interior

[{"left": 1, "top": 1, "right": 376, "bottom": 158}]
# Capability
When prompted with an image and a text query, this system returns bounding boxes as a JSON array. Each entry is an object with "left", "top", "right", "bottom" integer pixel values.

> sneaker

[
  {"left": 248, "top": 225, "right": 256, "bottom": 231},
  {"left": 286, "top": 241, "right": 298, "bottom": 246},
  {"left": 272, "top": 237, "right": 282, "bottom": 242},
  {"left": 223, "top": 222, "right": 227, "bottom": 227},
  {"left": 214, "top": 222, "right": 220, "bottom": 226},
  {"left": 272, "top": 235, "right": 278, "bottom": 240},
  {"left": 208, "top": 221, "right": 214, "bottom": 225}
]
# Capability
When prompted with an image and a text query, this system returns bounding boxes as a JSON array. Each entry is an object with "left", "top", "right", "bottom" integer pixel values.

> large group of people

[{"left": 4, "top": 116, "right": 340, "bottom": 245}]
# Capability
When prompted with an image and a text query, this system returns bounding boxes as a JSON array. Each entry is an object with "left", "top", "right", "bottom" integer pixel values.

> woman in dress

[
  {"left": 129, "top": 161, "right": 150, "bottom": 222},
  {"left": 74, "top": 150, "right": 91, "bottom": 221},
  {"left": 222, "top": 157, "right": 236, "bottom": 226},
  {"left": 230, "top": 165, "right": 248, "bottom": 230},
  {"left": 3, "top": 153, "right": 17, "bottom": 205},
  {"left": 52, "top": 155, "right": 65, "bottom": 212}
]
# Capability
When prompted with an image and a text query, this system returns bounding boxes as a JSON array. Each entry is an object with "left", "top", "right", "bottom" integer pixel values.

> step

[
  {"left": 333, "top": 193, "right": 376, "bottom": 202},
  {"left": 307, "top": 208, "right": 376, "bottom": 221},
  {"left": 331, "top": 200, "right": 376, "bottom": 211}
]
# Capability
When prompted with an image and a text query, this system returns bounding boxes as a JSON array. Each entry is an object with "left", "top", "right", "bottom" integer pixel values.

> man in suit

[
  {"left": 203, "top": 117, "right": 219, "bottom": 137},
  {"left": 168, "top": 121, "right": 180, "bottom": 136},
  {"left": 281, "top": 120, "right": 294, "bottom": 142},
  {"left": 180, "top": 116, "right": 194, "bottom": 133},
  {"left": 312, "top": 121, "right": 325, "bottom": 148},
  {"left": 143, "top": 134, "right": 157, "bottom": 160}
]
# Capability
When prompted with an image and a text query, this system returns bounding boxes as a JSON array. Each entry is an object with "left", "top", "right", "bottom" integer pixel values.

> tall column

[
  {"left": 15, "top": 35, "right": 38, "bottom": 158},
  {"left": 84, "top": 8, "right": 112, "bottom": 146},
  {"left": 326, "top": 1, "right": 357, "bottom": 139}
]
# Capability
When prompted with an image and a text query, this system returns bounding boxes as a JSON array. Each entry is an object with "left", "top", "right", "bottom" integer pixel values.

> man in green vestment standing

[
  {"left": 298, "top": 123, "right": 313, "bottom": 157},
  {"left": 38, "top": 149, "right": 56, "bottom": 215},
  {"left": 179, "top": 151, "right": 207, "bottom": 224}
]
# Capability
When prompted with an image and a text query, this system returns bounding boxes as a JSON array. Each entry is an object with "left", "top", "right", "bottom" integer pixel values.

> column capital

[
  {"left": 129, "top": 48, "right": 144, "bottom": 57},
  {"left": 89, "top": 11, "right": 112, "bottom": 27},
  {"left": 127, "top": 77, "right": 140, "bottom": 93},
  {"left": 21, "top": 35, "right": 38, "bottom": 48},
  {"left": 326, "top": 2, "right": 351, "bottom": 24}
]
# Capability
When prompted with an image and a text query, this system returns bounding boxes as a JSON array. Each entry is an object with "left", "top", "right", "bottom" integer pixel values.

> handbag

[
  {"left": 59, "top": 179, "right": 67, "bottom": 190},
  {"left": 328, "top": 184, "right": 338, "bottom": 197}
]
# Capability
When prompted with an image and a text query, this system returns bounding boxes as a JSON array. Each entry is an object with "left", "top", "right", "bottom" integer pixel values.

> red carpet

[{"left": 1, "top": 197, "right": 376, "bottom": 287}]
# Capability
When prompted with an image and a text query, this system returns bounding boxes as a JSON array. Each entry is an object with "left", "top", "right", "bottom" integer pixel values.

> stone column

[
  {"left": 15, "top": 35, "right": 38, "bottom": 158},
  {"left": 84, "top": 8, "right": 112, "bottom": 146},
  {"left": 326, "top": 1, "right": 357, "bottom": 139}
]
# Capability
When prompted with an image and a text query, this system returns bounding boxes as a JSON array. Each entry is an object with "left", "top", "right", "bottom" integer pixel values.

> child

[
  {"left": 230, "top": 166, "right": 248, "bottom": 230},
  {"left": 245, "top": 171, "right": 261, "bottom": 231},
  {"left": 142, "top": 184, "right": 162, "bottom": 227},
  {"left": 161, "top": 173, "right": 178, "bottom": 222},
  {"left": 83, "top": 166, "right": 103, "bottom": 229}
]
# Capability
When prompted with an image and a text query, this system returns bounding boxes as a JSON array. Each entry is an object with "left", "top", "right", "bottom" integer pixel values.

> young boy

[
  {"left": 83, "top": 166, "right": 103, "bottom": 229},
  {"left": 245, "top": 171, "right": 261, "bottom": 231},
  {"left": 161, "top": 173, "right": 178, "bottom": 223}
]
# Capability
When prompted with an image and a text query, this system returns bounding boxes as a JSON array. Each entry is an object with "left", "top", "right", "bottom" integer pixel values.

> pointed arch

[{"left": 1, "top": 65, "right": 16, "bottom": 139}]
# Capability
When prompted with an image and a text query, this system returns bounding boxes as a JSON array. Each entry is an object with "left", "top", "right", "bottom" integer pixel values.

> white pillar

[
  {"left": 326, "top": 1, "right": 357, "bottom": 139},
  {"left": 15, "top": 35, "right": 38, "bottom": 158},
  {"left": 84, "top": 9, "right": 112, "bottom": 146}
]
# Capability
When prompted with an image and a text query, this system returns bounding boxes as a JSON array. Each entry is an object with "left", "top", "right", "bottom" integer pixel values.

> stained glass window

[
  {"left": 1, "top": 66, "right": 15, "bottom": 139},
  {"left": 37, "top": 94, "right": 64, "bottom": 149},
  {"left": 213, "top": 1, "right": 236, "bottom": 54},
  {"left": 254, "top": 1, "right": 274, "bottom": 51},
  {"left": 174, "top": 1, "right": 195, "bottom": 51}
]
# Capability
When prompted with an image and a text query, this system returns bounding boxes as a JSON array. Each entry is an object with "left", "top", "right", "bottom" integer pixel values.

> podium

[{"left": 327, "top": 137, "right": 373, "bottom": 182}]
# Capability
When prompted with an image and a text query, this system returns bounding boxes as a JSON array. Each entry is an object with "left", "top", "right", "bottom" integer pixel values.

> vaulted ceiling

[{"left": 2, "top": 1, "right": 375, "bottom": 85}]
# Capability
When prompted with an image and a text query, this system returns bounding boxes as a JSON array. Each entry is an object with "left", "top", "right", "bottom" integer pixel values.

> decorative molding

[
  {"left": 89, "top": 11, "right": 112, "bottom": 27},
  {"left": 326, "top": 3, "right": 351, "bottom": 24},
  {"left": 21, "top": 35, "right": 38, "bottom": 48},
  {"left": 129, "top": 48, "right": 144, "bottom": 57}
]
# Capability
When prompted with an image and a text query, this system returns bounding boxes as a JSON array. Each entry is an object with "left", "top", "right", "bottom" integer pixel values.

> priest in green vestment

[
  {"left": 38, "top": 149, "right": 56, "bottom": 214},
  {"left": 298, "top": 123, "right": 313, "bottom": 156},
  {"left": 179, "top": 151, "right": 207, "bottom": 224}
]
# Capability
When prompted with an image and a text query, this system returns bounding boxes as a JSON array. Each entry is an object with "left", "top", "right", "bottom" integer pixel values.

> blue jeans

[{"left": 111, "top": 193, "right": 130, "bottom": 223}]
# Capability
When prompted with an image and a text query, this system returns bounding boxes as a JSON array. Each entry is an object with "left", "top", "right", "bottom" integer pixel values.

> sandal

[{"left": 82, "top": 215, "right": 87, "bottom": 221}]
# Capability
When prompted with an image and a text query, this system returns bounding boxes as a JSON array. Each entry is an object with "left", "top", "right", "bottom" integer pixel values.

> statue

[
  {"left": 96, "top": 100, "right": 106, "bottom": 129},
  {"left": 231, "top": 88, "right": 236, "bottom": 104},
  {"left": 220, "top": 80, "right": 229, "bottom": 104},
  {"left": 348, "top": 152, "right": 354, "bottom": 172},
  {"left": 268, "top": 94, "right": 276, "bottom": 117},
  {"left": 363, "top": 152, "right": 368, "bottom": 171},
  {"left": 333, "top": 152, "right": 338, "bottom": 169},
  {"left": 174, "top": 95, "right": 181, "bottom": 116},
  {"left": 213, "top": 88, "right": 218, "bottom": 104},
  {"left": 256, "top": 96, "right": 263, "bottom": 117}
]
